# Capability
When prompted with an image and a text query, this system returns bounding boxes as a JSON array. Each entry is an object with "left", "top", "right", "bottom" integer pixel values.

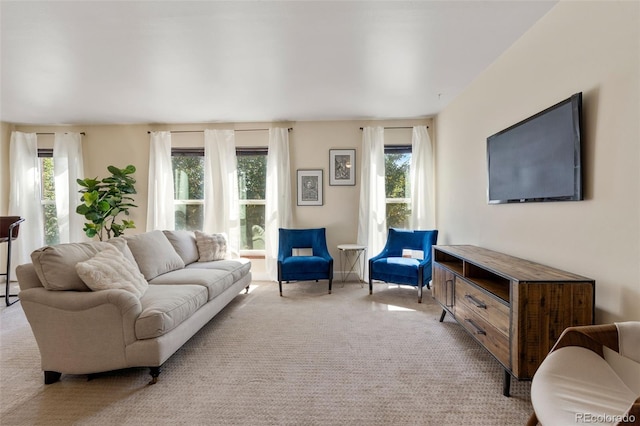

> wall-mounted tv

[{"left": 487, "top": 92, "right": 583, "bottom": 204}]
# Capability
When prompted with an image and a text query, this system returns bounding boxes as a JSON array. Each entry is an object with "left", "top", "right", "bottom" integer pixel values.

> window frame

[
  {"left": 38, "top": 148, "right": 59, "bottom": 245},
  {"left": 384, "top": 145, "right": 412, "bottom": 229},
  {"left": 236, "top": 147, "right": 267, "bottom": 256},
  {"left": 170, "top": 146, "right": 268, "bottom": 256}
]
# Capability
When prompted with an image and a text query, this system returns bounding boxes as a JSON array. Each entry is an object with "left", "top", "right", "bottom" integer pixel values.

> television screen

[{"left": 487, "top": 93, "right": 583, "bottom": 204}]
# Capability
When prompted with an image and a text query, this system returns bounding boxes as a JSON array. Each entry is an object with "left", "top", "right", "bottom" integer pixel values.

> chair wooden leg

[
  {"left": 328, "top": 278, "right": 332, "bottom": 294},
  {"left": 278, "top": 280, "right": 283, "bottom": 296},
  {"left": 4, "top": 238, "right": 19, "bottom": 307},
  {"left": 526, "top": 413, "right": 539, "bottom": 426}
]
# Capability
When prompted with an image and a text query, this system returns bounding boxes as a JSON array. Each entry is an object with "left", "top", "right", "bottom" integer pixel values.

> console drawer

[
  {"left": 456, "top": 301, "right": 510, "bottom": 367},
  {"left": 456, "top": 278, "right": 510, "bottom": 337}
]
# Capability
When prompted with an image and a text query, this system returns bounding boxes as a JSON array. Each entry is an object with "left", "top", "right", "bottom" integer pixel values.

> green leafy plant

[{"left": 76, "top": 165, "right": 138, "bottom": 240}]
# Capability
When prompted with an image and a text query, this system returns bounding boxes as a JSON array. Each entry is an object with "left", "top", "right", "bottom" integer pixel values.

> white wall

[{"left": 435, "top": 1, "right": 639, "bottom": 389}]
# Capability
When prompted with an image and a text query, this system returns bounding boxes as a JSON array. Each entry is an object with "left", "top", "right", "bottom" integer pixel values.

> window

[
  {"left": 237, "top": 148, "right": 267, "bottom": 251},
  {"left": 385, "top": 145, "right": 412, "bottom": 229},
  {"left": 38, "top": 149, "right": 59, "bottom": 245},
  {"left": 172, "top": 149, "right": 205, "bottom": 231},
  {"left": 171, "top": 147, "right": 267, "bottom": 252}
]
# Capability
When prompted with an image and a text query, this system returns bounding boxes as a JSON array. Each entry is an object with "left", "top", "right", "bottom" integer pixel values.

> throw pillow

[
  {"left": 75, "top": 245, "right": 148, "bottom": 298},
  {"left": 194, "top": 231, "right": 228, "bottom": 262}
]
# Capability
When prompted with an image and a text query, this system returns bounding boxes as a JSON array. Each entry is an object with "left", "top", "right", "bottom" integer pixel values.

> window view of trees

[
  {"left": 385, "top": 149, "right": 411, "bottom": 229},
  {"left": 237, "top": 152, "right": 266, "bottom": 250},
  {"left": 172, "top": 154, "right": 204, "bottom": 231},
  {"left": 171, "top": 149, "right": 267, "bottom": 251},
  {"left": 39, "top": 154, "right": 59, "bottom": 245}
]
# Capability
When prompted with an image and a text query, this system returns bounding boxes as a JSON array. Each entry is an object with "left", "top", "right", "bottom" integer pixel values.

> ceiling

[{"left": 0, "top": 1, "right": 557, "bottom": 125}]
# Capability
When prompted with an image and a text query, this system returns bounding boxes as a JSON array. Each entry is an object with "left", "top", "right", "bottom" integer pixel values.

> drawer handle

[
  {"left": 465, "top": 319, "right": 487, "bottom": 335},
  {"left": 465, "top": 294, "right": 487, "bottom": 309}
]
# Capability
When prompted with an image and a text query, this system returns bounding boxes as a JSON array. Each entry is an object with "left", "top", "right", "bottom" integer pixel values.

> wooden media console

[{"left": 432, "top": 245, "right": 595, "bottom": 396}]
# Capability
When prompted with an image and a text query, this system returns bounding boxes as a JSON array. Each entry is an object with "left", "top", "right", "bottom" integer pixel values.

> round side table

[{"left": 337, "top": 244, "right": 367, "bottom": 286}]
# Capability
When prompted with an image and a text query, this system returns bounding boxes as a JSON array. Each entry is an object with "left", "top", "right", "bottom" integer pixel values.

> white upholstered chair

[{"left": 528, "top": 322, "right": 640, "bottom": 426}]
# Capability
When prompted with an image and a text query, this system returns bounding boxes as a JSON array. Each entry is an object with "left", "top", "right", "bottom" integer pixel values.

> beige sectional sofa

[{"left": 16, "top": 230, "right": 251, "bottom": 385}]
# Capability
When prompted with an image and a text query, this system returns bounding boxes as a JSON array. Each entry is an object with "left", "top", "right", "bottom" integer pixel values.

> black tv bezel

[{"left": 486, "top": 92, "right": 583, "bottom": 204}]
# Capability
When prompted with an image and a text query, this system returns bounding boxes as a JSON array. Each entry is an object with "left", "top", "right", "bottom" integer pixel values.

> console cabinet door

[{"left": 432, "top": 264, "right": 455, "bottom": 313}]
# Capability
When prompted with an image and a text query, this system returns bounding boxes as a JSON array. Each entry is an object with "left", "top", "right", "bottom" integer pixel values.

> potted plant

[{"left": 76, "top": 165, "right": 137, "bottom": 241}]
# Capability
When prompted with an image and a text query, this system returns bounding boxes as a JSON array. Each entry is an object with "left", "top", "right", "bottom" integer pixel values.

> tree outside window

[
  {"left": 39, "top": 150, "right": 59, "bottom": 245},
  {"left": 385, "top": 146, "right": 411, "bottom": 229},
  {"left": 172, "top": 151, "right": 204, "bottom": 231},
  {"left": 237, "top": 149, "right": 266, "bottom": 250},
  {"left": 171, "top": 148, "right": 267, "bottom": 251}
]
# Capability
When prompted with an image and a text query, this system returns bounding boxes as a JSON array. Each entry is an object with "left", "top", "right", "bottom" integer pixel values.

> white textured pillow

[
  {"left": 75, "top": 245, "right": 149, "bottom": 298},
  {"left": 195, "top": 231, "right": 228, "bottom": 262}
]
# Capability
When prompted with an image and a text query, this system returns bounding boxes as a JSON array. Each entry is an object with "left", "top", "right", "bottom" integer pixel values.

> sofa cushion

[
  {"left": 149, "top": 268, "right": 235, "bottom": 300},
  {"left": 75, "top": 245, "right": 148, "bottom": 298},
  {"left": 195, "top": 231, "right": 228, "bottom": 261},
  {"left": 187, "top": 258, "right": 252, "bottom": 282},
  {"left": 135, "top": 284, "right": 208, "bottom": 340},
  {"left": 31, "top": 240, "right": 132, "bottom": 291},
  {"left": 125, "top": 230, "right": 185, "bottom": 280},
  {"left": 107, "top": 237, "right": 138, "bottom": 267},
  {"left": 163, "top": 230, "right": 199, "bottom": 265}
]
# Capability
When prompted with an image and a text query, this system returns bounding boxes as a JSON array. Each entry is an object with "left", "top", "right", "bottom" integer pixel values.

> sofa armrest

[
  {"left": 19, "top": 287, "right": 143, "bottom": 374},
  {"left": 19, "top": 287, "right": 142, "bottom": 315},
  {"left": 551, "top": 323, "right": 619, "bottom": 358}
]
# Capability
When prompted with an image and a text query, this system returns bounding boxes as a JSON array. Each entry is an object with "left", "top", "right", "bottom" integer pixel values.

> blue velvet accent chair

[
  {"left": 277, "top": 228, "right": 334, "bottom": 296},
  {"left": 368, "top": 228, "right": 438, "bottom": 303}
]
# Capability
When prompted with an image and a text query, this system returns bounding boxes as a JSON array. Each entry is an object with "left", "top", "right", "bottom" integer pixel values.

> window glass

[
  {"left": 171, "top": 148, "right": 267, "bottom": 252},
  {"left": 385, "top": 146, "right": 411, "bottom": 229},
  {"left": 237, "top": 149, "right": 267, "bottom": 250},
  {"left": 38, "top": 150, "right": 59, "bottom": 245},
  {"left": 172, "top": 151, "right": 204, "bottom": 231}
]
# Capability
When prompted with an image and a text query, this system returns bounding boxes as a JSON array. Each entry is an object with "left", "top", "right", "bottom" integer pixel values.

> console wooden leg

[
  {"left": 503, "top": 369, "right": 511, "bottom": 397},
  {"left": 439, "top": 309, "right": 447, "bottom": 322}
]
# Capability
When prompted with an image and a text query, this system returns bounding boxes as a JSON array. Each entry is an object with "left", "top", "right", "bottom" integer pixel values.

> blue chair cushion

[
  {"left": 371, "top": 256, "right": 420, "bottom": 282},
  {"left": 281, "top": 256, "right": 330, "bottom": 273}
]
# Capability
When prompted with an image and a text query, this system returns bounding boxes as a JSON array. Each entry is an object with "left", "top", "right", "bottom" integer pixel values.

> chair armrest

[
  {"left": 551, "top": 323, "right": 619, "bottom": 358},
  {"left": 369, "top": 247, "right": 390, "bottom": 263},
  {"left": 625, "top": 397, "right": 640, "bottom": 425}
]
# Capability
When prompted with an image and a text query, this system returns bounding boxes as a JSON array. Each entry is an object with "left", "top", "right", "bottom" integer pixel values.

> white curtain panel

[
  {"left": 146, "top": 131, "right": 175, "bottom": 231},
  {"left": 357, "top": 126, "right": 386, "bottom": 281},
  {"left": 409, "top": 125, "right": 435, "bottom": 230},
  {"left": 8, "top": 131, "right": 45, "bottom": 277},
  {"left": 203, "top": 129, "right": 241, "bottom": 257},
  {"left": 265, "top": 128, "right": 293, "bottom": 281},
  {"left": 53, "top": 132, "right": 86, "bottom": 243}
]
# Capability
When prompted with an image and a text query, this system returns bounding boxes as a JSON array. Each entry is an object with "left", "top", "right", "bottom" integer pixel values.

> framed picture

[
  {"left": 297, "top": 169, "right": 323, "bottom": 206},
  {"left": 329, "top": 149, "right": 355, "bottom": 186}
]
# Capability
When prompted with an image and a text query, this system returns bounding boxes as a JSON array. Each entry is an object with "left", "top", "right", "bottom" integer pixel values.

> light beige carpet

[{"left": 0, "top": 281, "right": 532, "bottom": 425}]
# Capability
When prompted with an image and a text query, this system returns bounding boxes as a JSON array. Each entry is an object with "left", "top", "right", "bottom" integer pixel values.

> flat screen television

[{"left": 487, "top": 92, "right": 583, "bottom": 204}]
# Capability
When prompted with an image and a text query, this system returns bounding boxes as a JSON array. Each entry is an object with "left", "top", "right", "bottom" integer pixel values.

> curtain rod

[
  {"left": 36, "top": 132, "right": 86, "bottom": 135},
  {"left": 147, "top": 128, "right": 292, "bottom": 134},
  {"left": 359, "top": 126, "right": 428, "bottom": 130}
]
